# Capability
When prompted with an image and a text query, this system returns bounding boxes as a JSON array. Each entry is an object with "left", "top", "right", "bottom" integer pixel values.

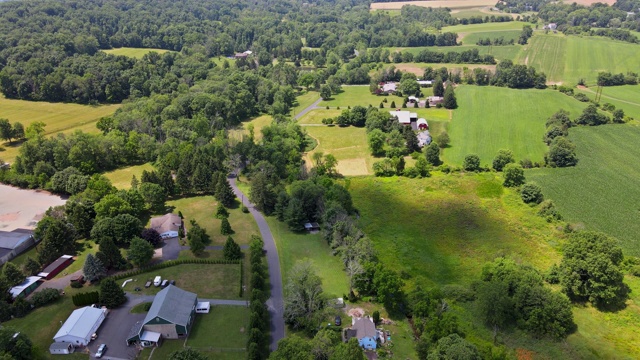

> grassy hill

[
  {"left": 528, "top": 124, "right": 640, "bottom": 256},
  {"left": 102, "top": 47, "right": 172, "bottom": 59},
  {"left": 575, "top": 84, "right": 640, "bottom": 120},
  {"left": 443, "top": 85, "right": 588, "bottom": 165}
]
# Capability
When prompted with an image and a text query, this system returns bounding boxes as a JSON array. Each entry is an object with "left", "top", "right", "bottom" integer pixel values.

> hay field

[
  {"left": 304, "top": 125, "right": 374, "bottom": 176},
  {"left": 0, "top": 95, "right": 120, "bottom": 162},
  {"left": 444, "top": 85, "right": 588, "bottom": 165},
  {"left": 371, "top": 0, "right": 496, "bottom": 10},
  {"left": 102, "top": 47, "right": 172, "bottom": 59},
  {"left": 461, "top": 30, "right": 522, "bottom": 45}
]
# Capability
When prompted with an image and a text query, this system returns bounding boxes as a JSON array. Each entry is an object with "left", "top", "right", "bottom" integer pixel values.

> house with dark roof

[
  {"left": 150, "top": 214, "right": 182, "bottom": 239},
  {"left": 127, "top": 285, "right": 197, "bottom": 345},
  {"left": 345, "top": 317, "right": 378, "bottom": 350}
]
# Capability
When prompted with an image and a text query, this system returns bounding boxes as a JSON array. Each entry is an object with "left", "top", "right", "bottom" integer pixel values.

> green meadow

[
  {"left": 319, "top": 85, "right": 406, "bottom": 108},
  {"left": 575, "top": 84, "right": 640, "bottom": 120},
  {"left": 444, "top": 85, "right": 588, "bottom": 165},
  {"left": 460, "top": 30, "right": 522, "bottom": 45},
  {"left": 444, "top": 21, "right": 528, "bottom": 33},
  {"left": 104, "top": 163, "right": 155, "bottom": 189},
  {"left": 102, "top": 47, "right": 172, "bottom": 59},
  {"left": 391, "top": 44, "right": 522, "bottom": 62},
  {"left": 528, "top": 124, "right": 640, "bottom": 256}
]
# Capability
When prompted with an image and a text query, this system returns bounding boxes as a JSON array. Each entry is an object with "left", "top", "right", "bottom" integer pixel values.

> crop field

[
  {"left": 104, "top": 163, "right": 155, "bottom": 189},
  {"left": 460, "top": 30, "right": 522, "bottom": 45},
  {"left": 444, "top": 21, "right": 528, "bottom": 34},
  {"left": 0, "top": 95, "right": 120, "bottom": 162},
  {"left": 575, "top": 85, "right": 640, "bottom": 120},
  {"left": 390, "top": 44, "right": 522, "bottom": 62},
  {"left": 444, "top": 85, "right": 588, "bottom": 165},
  {"left": 370, "top": 0, "right": 496, "bottom": 10},
  {"left": 102, "top": 47, "right": 172, "bottom": 58},
  {"left": 304, "top": 125, "right": 373, "bottom": 176},
  {"left": 528, "top": 124, "right": 640, "bottom": 256},
  {"left": 517, "top": 34, "right": 640, "bottom": 85}
]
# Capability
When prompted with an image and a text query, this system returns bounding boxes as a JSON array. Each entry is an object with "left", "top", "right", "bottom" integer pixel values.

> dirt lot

[{"left": 0, "top": 185, "right": 66, "bottom": 231}]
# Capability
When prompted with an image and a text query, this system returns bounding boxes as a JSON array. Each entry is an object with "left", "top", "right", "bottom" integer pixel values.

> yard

[
  {"left": 120, "top": 263, "right": 243, "bottom": 299},
  {"left": 444, "top": 85, "right": 588, "bottom": 165},
  {"left": 166, "top": 195, "right": 260, "bottom": 245},
  {"left": 104, "top": 163, "right": 155, "bottom": 189},
  {"left": 102, "top": 47, "right": 172, "bottom": 59}
]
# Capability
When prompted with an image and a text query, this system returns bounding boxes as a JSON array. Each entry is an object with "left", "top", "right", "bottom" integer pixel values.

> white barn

[
  {"left": 150, "top": 214, "right": 182, "bottom": 239},
  {"left": 53, "top": 306, "right": 107, "bottom": 346}
]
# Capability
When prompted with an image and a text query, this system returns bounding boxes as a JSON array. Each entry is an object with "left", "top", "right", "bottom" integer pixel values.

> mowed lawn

[
  {"left": 444, "top": 85, "right": 588, "bottom": 165},
  {"left": 267, "top": 217, "right": 349, "bottom": 299},
  {"left": 319, "top": 86, "right": 406, "bottom": 108},
  {"left": 104, "top": 163, "right": 155, "bottom": 189},
  {"left": 0, "top": 95, "right": 120, "bottom": 162},
  {"left": 297, "top": 109, "right": 342, "bottom": 125},
  {"left": 528, "top": 124, "right": 640, "bottom": 256},
  {"left": 102, "top": 47, "right": 172, "bottom": 59},
  {"left": 121, "top": 263, "right": 242, "bottom": 299},
  {"left": 291, "top": 90, "right": 320, "bottom": 117},
  {"left": 187, "top": 307, "right": 249, "bottom": 350},
  {"left": 167, "top": 196, "right": 260, "bottom": 245},
  {"left": 575, "top": 84, "right": 640, "bottom": 120}
]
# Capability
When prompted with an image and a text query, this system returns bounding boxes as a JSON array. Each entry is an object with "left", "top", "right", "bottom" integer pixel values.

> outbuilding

[
  {"left": 49, "top": 342, "right": 75, "bottom": 355},
  {"left": 10, "top": 276, "right": 42, "bottom": 299},
  {"left": 417, "top": 118, "right": 429, "bottom": 130},
  {"left": 38, "top": 255, "right": 74, "bottom": 280},
  {"left": 0, "top": 229, "right": 36, "bottom": 266},
  {"left": 53, "top": 306, "right": 107, "bottom": 346}
]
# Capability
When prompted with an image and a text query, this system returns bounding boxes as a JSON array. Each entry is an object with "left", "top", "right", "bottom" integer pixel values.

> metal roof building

[{"left": 53, "top": 306, "right": 107, "bottom": 346}]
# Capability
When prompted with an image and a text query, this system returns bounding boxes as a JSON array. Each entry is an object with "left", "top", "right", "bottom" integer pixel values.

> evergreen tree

[
  {"left": 2, "top": 262, "right": 25, "bottom": 287},
  {"left": 215, "top": 175, "right": 236, "bottom": 207},
  {"left": 127, "top": 237, "right": 155, "bottom": 267},
  {"left": 425, "top": 142, "right": 441, "bottom": 166},
  {"left": 403, "top": 127, "right": 420, "bottom": 153},
  {"left": 130, "top": 175, "right": 139, "bottom": 190},
  {"left": 220, "top": 217, "right": 233, "bottom": 235},
  {"left": 433, "top": 76, "right": 445, "bottom": 97},
  {"left": 443, "top": 85, "right": 457, "bottom": 109},
  {"left": 223, "top": 236, "right": 243, "bottom": 260},
  {"left": 23, "top": 257, "right": 41, "bottom": 276},
  {"left": 285, "top": 197, "right": 307, "bottom": 232},
  {"left": 83, "top": 253, "right": 107, "bottom": 283},
  {"left": 96, "top": 237, "right": 127, "bottom": 270},
  {"left": 215, "top": 203, "right": 229, "bottom": 219},
  {"left": 99, "top": 277, "right": 127, "bottom": 308},
  {"left": 188, "top": 220, "right": 210, "bottom": 255}
]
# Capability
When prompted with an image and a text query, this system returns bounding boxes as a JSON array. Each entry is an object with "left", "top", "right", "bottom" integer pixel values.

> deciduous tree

[
  {"left": 99, "top": 277, "right": 127, "bottom": 308},
  {"left": 284, "top": 261, "right": 324, "bottom": 330},
  {"left": 128, "top": 236, "right": 155, "bottom": 267},
  {"left": 502, "top": 163, "right": 525, "bottom": 187},
  {"left": 492, "top": 149, "right": 515, "bottom": 171},
  {"left": 425, "top": 142, "right": 441, "bottom": 166},
  {"left": 2, "top": 262, "right": 25, "bottom": 287}
]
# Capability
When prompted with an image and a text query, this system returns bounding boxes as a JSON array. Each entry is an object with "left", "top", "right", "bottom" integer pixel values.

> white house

[
  {"left": 150, "top": 214, "right": 182, "bottom": 239},
  {"left": 53, "top": 306, "right": 107, "bottom": 346},
  {"left": 382, "top": 82, "right": 397, "bottom": 94},
  {"left": 389, "top": 110, "right": 417, "bottom": 125}
]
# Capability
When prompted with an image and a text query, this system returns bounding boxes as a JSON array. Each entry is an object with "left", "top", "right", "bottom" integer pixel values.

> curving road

[{"left": 228, "top": 174, "right": 285, "bottom": 351}]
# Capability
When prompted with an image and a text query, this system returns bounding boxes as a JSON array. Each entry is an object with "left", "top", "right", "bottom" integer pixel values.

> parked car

[
  {"left": 96, "top": 344, "right": 107, "bottom": 358},
  {"left": 91, "top": 333, "right": 97, "bottom": 341},
  {"left": 161, "top": 279, "right": 169, "bottom": 288},
  {"left": 335, "top": 316, "right": 342, "bottom": 326},
  {"left": 153, "top": 276, "right": 162, "bottom": 287}
]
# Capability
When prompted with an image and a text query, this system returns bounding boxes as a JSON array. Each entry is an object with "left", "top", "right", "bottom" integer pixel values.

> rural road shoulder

[{"left": 228, "top": 174, "right": 285, "bottom": 351}]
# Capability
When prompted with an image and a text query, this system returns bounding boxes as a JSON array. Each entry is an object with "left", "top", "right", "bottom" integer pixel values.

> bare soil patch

[
  {"left": 336, "top": 158, "right": 369, "bottom": 176},
  {"left": 0, "top": 185, "right": 66, "bottom": 230}
]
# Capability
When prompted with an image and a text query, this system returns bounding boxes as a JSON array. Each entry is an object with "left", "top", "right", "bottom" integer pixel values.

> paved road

[
  {"left": 228, "top": 175, "right": 285, "bottom": 351},
  {"left": 293, "top": 97, "right": 321, "bottom": 120}
]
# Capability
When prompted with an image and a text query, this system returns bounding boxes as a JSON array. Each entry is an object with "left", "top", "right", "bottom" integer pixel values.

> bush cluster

[
  {"left": 72, "top": 291, "right": 100, "bottom": 307},
  {"left": 247, "top": 235, "right": 270, "bottom": 360}
]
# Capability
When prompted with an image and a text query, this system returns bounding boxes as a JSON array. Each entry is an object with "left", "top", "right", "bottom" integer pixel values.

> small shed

[
  {"left": 304, "top": 222, "right": 320, "bottom": 232},
  {"left": 196, "top": 301, "right": 211, "bottom": 313},
  {"left": 10, "top": 276, "right": 42, "bottom": 299},
  {"left": 38, "top": 255, "right": 74, "bottom": 280},
  {"left": 49, "top": 342, "right": 74, "bottom": 355},
  {"left": 407, "top": 96, "right": 419, "bottom": 103}
]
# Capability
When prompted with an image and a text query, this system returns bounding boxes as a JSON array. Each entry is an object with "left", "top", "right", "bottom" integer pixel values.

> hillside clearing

[
  {"left": 102, "top": 47, "right": 172, "bottom": 59},
  {"left": 371, "top": 0, "right": 496, "bottom": 10},
  {"left": 104, "top": 163, "right": 155, "bottom": 189}
]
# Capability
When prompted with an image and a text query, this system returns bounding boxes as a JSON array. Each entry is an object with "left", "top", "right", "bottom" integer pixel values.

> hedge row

[
  {"left": 109, "top": 258, "right": 241, "bottom": 281},
  {"left": 72, "top": 291, "right": 100, "bottom": 307},
  {"left": 247, "top": 236, "right": 269, "bottom": 360}
]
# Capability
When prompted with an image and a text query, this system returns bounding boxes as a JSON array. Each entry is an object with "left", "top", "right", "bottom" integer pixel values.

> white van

[{"left": 153, "top": 276, "right": 162, "bottom": 287}]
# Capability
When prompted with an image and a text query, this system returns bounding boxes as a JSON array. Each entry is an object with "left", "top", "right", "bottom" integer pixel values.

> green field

[
  {"left": 166, "top": 196, "right": 260, "bottom": 245},
  {"left": 444, "top": 85, "right": 588, "bottom": 165},
  {"left": 230, "top": 114, "right": 273, "bottom": 142},
  {"left": 104, "top": 163, "right": 155, "bottom": 189},
  {"left": 576, "top": 84, "right": 640, "bottom": 120},
  {"left": 319, "top": 86, "right": 406, "bottom": 108},
  {"left": 0, "top": 95, "right": 120, "bottom": 162},
  {"left": 304, "top": 125, "right": 373, "bottom": 176},
  {"left": 528, "top": 124, "right": 640, "bottom": 256},
  {"left": 267, "top": 218, "right": 349, "bottom": 298},
  {"left": 517, "top": 34, "right": 640, "bottom": 85},
  {"left": 460, "top": 30, "right": 522, "bottom": 45},
  {"left": 444, "top": 21, "right": 528, "bottom": 33},
  {"left": 291, "top": 90, "right": 320, "bottom": 117},
  {"left": 297, "top": 109, "right": 342, "bottom": 125},
  {"left": 102, "top": 47, "right": 172, "bottom": 59},
  {"left": 186, "top": 307, "right": 249, "bottom": 351},
  {"left": 391, "top": 44, "right": 522, "bottom": 62}
]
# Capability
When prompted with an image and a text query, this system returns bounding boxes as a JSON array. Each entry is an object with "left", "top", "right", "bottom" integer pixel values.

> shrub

[
  {"left": 538, "top": 200, "right": 562, "bottom": 221},
  {"left": 463, "top": 154, "right": 481, "bottom": 171},
  {"left": 31, "top": 288, "right": 60, "bottom": 307},
  {"left": 520, "top": 182, "right": 544, "bottom": 204},
  {"left": 503, "top": 163, "right": 525, "bottom": 187}
]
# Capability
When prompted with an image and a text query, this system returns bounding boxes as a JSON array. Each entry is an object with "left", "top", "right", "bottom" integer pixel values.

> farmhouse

[
  {"left": 0, "top": 229, "right": 35, "bottom": 265},
  {"left": 150, "top": 213, "right": 182, "bottom": 239},
  {"left": 10, "top": 276, "right": 42, "bottom": 299},
  {"left": 389, "top": 110, "right": 417, "bottom": 125},
  {"left": 53, "top": 306, "right": 107, "bottom": 346},
  {"left": 428, "top": 96, "right": 444, "bottom": 107},
  {"left": 38, "top": 255, "right": 74, "bottom": 280},
  {"left": 381, "top": 82, "right": 397, "bottom": 94},
  {"left": 127, "top": 285, "right": 198, "bottom": 346},
  {"left": 345, "top": 317, "right": 377, "bottom": 350}
]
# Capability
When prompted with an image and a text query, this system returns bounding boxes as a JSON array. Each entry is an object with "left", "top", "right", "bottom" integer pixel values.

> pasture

[
  {"left": 102, "top": 47, "right": 172, "bottom": 59},
  {"left": 528, "top": 124, "right": 640, "bottom": 256},
  {"left": 0, "top": 95, "right": 120, "bottom": 162},
  {"left": 575, "top": 85, "right": 640, "bottom": 120},
  {"left": 517, "top": 34, "right": 640, "bottom": 85},
  {"left": 370, "top": 0, "right": 496, "bottom": 10},
  {"left": 460, "top": 30, "right": 522, "bottom": 45},
  {"left": 444, "top": 85, "right": 588, "bottom": 165}
]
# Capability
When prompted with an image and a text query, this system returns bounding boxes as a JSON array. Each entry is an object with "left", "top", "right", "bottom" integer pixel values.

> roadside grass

[
  {"left": 266, "top": 217, "right": 349, "bottom": 299},
  {"left": 102, "top": 47, "right": 172, "bottom": 59},
  {"left": 186, "top": 307, "right": 249, "bottom": 350},
  {"left": 297, "top": 109, "right": 342, "bottom": 125},
  {"left": 120, "top": 263, "right": 242, "bottom": 299},
  {"left": 0, "top": 95, "right": 120, "bottom": 162},
  {"left": 166, "top": 196, "right": 260, "bottom": 245},
  {"left": 575, "top": 84, "right": 640, "bottom": 120},
  {"left": 444, "top": 85, "right": 588, "bottom": 165},
  {"left": 517, "top": 34, "right": 567, "bottom": 83},
  {"left": 130, "top": 302, "right": 151, "bottom": 313},
  {"left": 104, "top": 163, "right": 155, "bottom": 189},
  {"left": 291, "top": 90, "right": 320, "bottom": 117},
  {"left": 319, "top": 86, "right": 406, "bottom": 108},
  {"left": 389, "top": 44, "right": 522, "bottom": 62},
  {"left": 460, "top": 30, "right": 522, "bottom": 45},
  {"left": 304, "top": 125, "right": 374, "bottom": 176},
  {"left": 527, "top": 124, "right": 640, "bottom": 256}
]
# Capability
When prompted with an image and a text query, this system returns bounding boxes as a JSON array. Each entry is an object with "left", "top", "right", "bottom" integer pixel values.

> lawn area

[
  {"left": 517, "top": 34, "right": 640, "bottom": 85},
  {"left": 166, "top": 195, "right": 260, "bottom": 245},
  {"left": 528, "top": 124, "right": 640, "bottom": 256},
  {"left": 0, "top": 95, "right": 120, "bottom": 162},
  {"left": 575, "top": 84, "right": 640, "bottom": 120},
  {"left": 104, "top": 163, "right": 155, "bottom": 189},
  {"left": 267, "top": 217, "right": 349, "bottom": 299},
  {"left": 444, "top": 85, "right": 588, "bottom": 165},
  {"left": 319, "top": 86, "right": 406, "bottom": 108},
  {"left": 291, "top": 90, "right": 321, "bottom": 117},
  {"left": 102, "top": 47, "right": 172, "bottom": 59},
  {"left": 186, "top": 307, "right": 249, "bottom": 351},
  {"left": 304, "top": 125, "right": 374, "bottom": 176},
  {"left": 121, "top": 263, "right": 243, "bottom": 299},
  {"left": 52, "top": 240, "right": 99, "bottom": 279},
  {"left": 297, "top": 109, "right": 342, "bottom": 125}
]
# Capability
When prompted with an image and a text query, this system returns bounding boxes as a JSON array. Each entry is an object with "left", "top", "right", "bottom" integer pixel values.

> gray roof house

[
  {"left": 346, "top": 317, "right": 378, "bottom": 350},
  {"left": 128, "top": 285, "right": 198, "bottom": 344},
  {"left": 0, "top": 229, "right": 35, "bottom": 265},
  {"left": 150, "top": 214, "right": 182, "bottom": 239}
]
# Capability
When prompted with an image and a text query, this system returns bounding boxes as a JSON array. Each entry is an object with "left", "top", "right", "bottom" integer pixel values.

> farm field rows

[
  {"left": 518, "top": 34, "right": 567, "bottom": 83},
  {"left": 444, "top": 85, "right": 588, "bottom": 165},
  {"left": 102, "top": 47, "right": 172, "bottom": 58},
  {"left": 528, "top": 124, "right": 640, "bottom": 256},
  {"left": 0, "top": 95, "right": 120, "bottom": 162}
]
